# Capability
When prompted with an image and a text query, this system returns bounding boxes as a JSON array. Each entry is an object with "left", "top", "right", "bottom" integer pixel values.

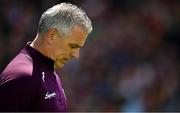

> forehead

[{"left": 66, "top": 25, "right": 88, "bottom": 45}]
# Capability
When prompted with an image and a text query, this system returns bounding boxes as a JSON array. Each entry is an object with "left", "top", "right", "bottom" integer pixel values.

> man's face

[{"left": 52, "top": 26, "right": 88, "bottom": 69}]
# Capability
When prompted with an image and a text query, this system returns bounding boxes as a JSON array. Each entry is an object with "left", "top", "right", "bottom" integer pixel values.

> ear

[{"left": 45, "top": 28, "right": 58, "bottom": 45}]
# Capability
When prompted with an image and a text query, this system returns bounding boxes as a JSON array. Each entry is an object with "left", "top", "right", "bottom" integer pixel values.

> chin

[{"left": 54, "top": 63, "right": 64, "bottom": 69}]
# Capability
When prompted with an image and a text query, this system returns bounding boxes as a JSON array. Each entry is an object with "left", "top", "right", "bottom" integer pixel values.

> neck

[
  {"left": 30, "top": 34, "right": 55, "bottom": 61},
  {"left": 30, "top": 34, "right": 47, "bottom": 57}
]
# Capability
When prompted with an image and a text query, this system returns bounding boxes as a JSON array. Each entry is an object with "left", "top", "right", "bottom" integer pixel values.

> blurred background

[{"left": 0, "top": 0, "right": 180, "bottom": 112}]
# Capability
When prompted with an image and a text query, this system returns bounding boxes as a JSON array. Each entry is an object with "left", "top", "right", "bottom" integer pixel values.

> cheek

[
  {"left": 54, "top": 46, "right": 70, "bottom": 60},
  {"left": 55, "top": 50, "right": 65, "bottom": 58},
  {"left": 56, "top": 47, "right": 68, "bottom": 55}
]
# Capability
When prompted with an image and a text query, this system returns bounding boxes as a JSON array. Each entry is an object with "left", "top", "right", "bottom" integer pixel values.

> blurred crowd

[{"left": 1, "top": 0, "right": 180, "bottom": 112}]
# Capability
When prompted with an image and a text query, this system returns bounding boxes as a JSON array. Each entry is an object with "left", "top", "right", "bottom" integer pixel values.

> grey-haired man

[{"left": 0, "top": 3, "right": 92, "bottom": 111}]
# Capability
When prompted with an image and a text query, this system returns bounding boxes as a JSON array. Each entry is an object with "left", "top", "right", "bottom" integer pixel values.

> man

[{"left": 0, "top": 2, "right": 92, "bottom": 111}]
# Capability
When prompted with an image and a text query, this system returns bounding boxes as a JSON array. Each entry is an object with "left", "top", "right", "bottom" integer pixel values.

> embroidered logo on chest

[
  {"left": 42, "top": 72, "right": 45, "bottom": 82},
  {"left": 45, "top": 92, "right": 56, "bottom": 99}
]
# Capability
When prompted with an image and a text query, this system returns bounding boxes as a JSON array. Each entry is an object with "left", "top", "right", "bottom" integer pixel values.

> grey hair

[{"left": 38, "top": 2, "right": 93, "bottom": 37}]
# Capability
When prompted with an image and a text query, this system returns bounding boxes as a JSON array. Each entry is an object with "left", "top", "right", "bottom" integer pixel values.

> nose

[{"left": 70, "top": 49, "right": 80, "bottom": 59}]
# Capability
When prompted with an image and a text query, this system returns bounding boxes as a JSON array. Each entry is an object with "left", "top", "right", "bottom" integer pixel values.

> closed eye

[{"left": 69, "top": 43, "right": 83, "bottom": 49}]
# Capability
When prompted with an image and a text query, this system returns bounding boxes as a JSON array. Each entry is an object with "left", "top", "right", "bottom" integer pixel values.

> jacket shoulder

[{"left": 0, "top": 53, "right": 34, "bottom": 85}]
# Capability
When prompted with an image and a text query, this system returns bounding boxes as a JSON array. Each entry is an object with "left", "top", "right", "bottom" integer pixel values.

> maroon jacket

[{"left": 0, "top": 43, "right": 67, "bottom": 112}]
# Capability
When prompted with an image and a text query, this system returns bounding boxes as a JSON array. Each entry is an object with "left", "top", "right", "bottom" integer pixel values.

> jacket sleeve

[{"left": 0, "top": 75, "right": 37, "bottom": 111}]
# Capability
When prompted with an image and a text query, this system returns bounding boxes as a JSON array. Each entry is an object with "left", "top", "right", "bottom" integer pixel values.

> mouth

[
  {"left": 62, "top": 58, "right": 68, "bottom": 63},
  {"left": 64, "top": 58, "right": 68, "bottom": 61}
]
